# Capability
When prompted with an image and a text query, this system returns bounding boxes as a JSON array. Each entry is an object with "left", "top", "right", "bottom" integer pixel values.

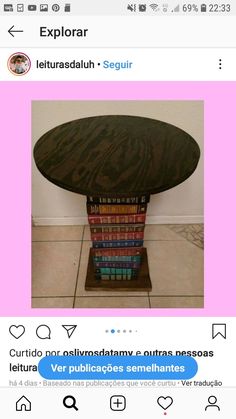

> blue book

[
  {"left": 93, "top": 255, "right": 141, "bottom": 263},
  {"left": 92, "top": 240, "right": 144, "bottom": 248}
]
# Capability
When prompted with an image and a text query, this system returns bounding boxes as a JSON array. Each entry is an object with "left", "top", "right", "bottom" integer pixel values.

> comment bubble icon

[{"left": 36, "top": 324, "right": 51, "bottom": 339}]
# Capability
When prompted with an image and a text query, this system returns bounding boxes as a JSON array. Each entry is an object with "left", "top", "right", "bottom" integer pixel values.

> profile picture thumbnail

[{"left": 7, "top": 52, "right": 31, "bottom": 76}]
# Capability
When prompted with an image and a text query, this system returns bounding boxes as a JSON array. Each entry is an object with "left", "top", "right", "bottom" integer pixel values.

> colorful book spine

[
  {"left": 92, "top": 240, "right": 144, "bottom": 249},
  {"left": 92, "top": 248, "right": 143, "bottom": 257},
  {"left": 87, "top": 195, "right": 150, "bottom": 204},
  {"left": 93, "top": 255, "right": 141, "bottom": 262},
  {"left": 95, "top": 272, "right": 138, "bottom": 281},
  {"left": 87, "top": 203, "right": 147, "bottom": 215},
  {"left": 88, "top": 214, "right": 146, "bottom": 224},
  {"left": 95, "top": 268, "right": 137, "bottom": 276},
  {"left": 87, "top": 195, "right": 149, "bottom": 284},
  {"left": 94, "top": 261, "right": 140, "bottom": 269},
  {"left": 90, "top": 224, "right": 145, "bottom": 234},
  {"left": 91, "top": 231, "right": 144, "bottom": 241}
]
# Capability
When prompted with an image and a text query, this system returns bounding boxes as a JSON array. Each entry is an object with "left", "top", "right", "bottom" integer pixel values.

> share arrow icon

[{"left": 62, "top": 325, "right": 77, "bottom": 338}]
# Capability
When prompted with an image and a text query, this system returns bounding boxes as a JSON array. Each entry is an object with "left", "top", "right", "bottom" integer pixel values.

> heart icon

[
  {"left": 9, "top": 325, "right": 25, "bottom": 339},
  {"left": 157, "top": 396, "right": 173, "bottom": 410}
]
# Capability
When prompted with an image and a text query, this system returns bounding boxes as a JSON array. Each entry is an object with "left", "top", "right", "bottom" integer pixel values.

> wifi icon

[{"left": 149, "top": 3, "right": 159, "bottom": 11}]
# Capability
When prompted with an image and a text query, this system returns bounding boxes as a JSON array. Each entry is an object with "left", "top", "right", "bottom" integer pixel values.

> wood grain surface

[{"left": 33, "top": 115, "right": 201, "bottom": 197}]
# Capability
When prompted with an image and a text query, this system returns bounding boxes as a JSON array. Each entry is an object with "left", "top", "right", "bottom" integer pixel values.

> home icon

[{"left": 16, "top": 396, "right": 31, "bottom": 411}]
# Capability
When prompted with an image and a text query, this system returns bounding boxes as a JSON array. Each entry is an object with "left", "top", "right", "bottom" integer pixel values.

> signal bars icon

[{"left": 172, "top": 4, "right": 180, "bottom": 12}]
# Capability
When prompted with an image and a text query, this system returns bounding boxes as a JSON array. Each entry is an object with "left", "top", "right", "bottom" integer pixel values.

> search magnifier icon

[{"left": 63, "top": 395, "right": 78, "bottom": 411}]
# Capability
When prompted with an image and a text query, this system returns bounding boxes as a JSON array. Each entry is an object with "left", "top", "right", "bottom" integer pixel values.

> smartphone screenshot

[{"left": 0, "top": 1, "right": 235, "bottom": 417}]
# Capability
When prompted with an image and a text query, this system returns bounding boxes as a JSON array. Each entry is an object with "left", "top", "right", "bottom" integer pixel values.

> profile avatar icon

[
  {"left": 205, "top": 395, "right": 220, "bottom": 411},
  {"left": 8, "top": 52, "right": 31, "bottom": 76}
]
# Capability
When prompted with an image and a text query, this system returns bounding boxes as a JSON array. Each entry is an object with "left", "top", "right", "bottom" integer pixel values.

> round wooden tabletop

[{"left": 33, "top": 115, "right": 200, "bottom": 197}]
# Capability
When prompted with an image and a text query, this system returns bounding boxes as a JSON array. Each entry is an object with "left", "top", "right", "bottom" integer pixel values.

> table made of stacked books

[
  {"left": 33, "top": 115, "right": 200, "bottom": 292},
  {"left": 86, "top": 194, "right": 151, "bottom": 290}
]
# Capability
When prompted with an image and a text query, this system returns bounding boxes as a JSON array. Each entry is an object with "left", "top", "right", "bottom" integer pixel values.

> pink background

[{"left": 1, "top": 81, "right": 235, "bottom": 317}]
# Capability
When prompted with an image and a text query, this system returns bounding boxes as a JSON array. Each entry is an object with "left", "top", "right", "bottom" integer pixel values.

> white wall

[{"left": 32, "top": 101, "right": 203, "bottom": 225}]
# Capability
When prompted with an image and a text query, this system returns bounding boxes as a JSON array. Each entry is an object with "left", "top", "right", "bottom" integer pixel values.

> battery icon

[{"left": 201, "top": 4, "right": 207, "bottom": 12}]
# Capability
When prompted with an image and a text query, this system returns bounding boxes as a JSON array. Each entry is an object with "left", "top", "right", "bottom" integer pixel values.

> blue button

[{"left": 38, "top": 356, "right": 198, "bottom": 380}]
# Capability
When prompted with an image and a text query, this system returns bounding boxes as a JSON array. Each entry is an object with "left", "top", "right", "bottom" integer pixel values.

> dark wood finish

[
  {"left": 34, "top": 114, "right": 201, "bottom": 294},
  {"left": 34, "top": 115, "right": 200, "bottom": 198},
  {"left": 85, "top": 248, "right": 151, "bottom": 291}
]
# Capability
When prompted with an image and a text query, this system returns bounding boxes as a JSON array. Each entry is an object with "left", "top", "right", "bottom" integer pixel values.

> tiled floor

[
  {"left": 32, "top": 224, "right": 204, "bottom": 309},
  {"left": 168, "top": 224, "right": 204, "bottom": 249}
]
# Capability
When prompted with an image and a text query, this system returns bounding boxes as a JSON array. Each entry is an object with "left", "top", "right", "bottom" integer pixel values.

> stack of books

[{"left": 87, "top": 195, "right": 150, "bottom": 281}]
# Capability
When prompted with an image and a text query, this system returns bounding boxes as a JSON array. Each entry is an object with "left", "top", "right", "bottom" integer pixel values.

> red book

[
  {"left": 90, "top": 224, "right": 145, "bottom": 234},
  {"left": 92, "top": 247, "right": 143, "bottom": 257},
  {"left": 88, "top": 214, "right": 146, "bottom": 224},
  {"left": 91, "top": 232, "right": 144, "bottom": 241}
]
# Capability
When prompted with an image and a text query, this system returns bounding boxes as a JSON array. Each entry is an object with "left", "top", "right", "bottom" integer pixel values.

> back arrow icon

[{"left": 8, "top": 25, "right": 24, "bottom": 37}]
